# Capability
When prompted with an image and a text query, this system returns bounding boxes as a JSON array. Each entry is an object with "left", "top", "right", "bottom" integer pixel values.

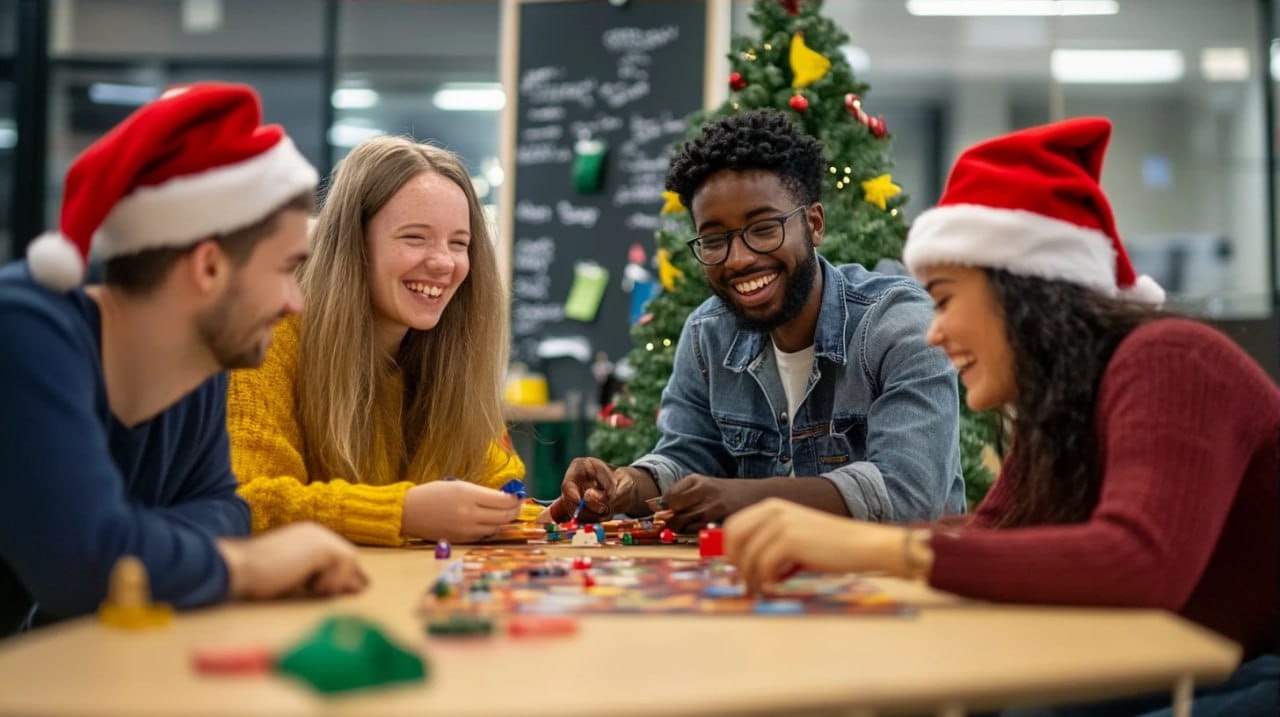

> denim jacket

[{"left": 633, "top": 256, "right": 965, "bottom": 522}]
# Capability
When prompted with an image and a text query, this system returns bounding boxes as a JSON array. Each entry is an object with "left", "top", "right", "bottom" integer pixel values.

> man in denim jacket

[{"left": 559, "top": 109, "right": 964, "bottom": 532}]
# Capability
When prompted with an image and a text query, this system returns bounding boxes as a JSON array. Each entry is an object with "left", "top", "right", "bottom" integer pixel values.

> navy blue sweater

[{"left": 0, "top": 262, "right": 250, "bottom": 635}]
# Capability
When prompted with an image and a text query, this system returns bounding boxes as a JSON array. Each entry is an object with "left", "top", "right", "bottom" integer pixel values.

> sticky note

[{"left": 564, "top": 262, "right": 609, "bottom": 322}]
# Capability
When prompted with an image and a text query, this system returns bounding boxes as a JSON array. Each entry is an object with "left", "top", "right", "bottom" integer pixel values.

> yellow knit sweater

[{"left": 227, "top": 316, "right": 525, "bottom": 546}]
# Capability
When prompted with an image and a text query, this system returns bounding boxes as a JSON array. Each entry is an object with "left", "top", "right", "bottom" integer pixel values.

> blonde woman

[{"left": 228, "top": 136, "right": 524, "bottom": 546}]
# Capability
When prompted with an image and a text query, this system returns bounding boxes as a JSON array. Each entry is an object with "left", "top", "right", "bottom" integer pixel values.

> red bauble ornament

[
  {"left": 780, "top": 0, "right": 800, "bottom": 15},
  {"left": 606, "top": 413, "right": 635, "bottom": 429},
  {"left": 788, "top": 94, "right": 809, "bottom": 112},
  {"left": 729, "top": 71, "right": 746, "bottom": 91}
]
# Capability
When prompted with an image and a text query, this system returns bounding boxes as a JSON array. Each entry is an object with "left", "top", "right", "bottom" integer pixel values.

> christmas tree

[{"left": 588, "top": 0, "right": 995, "bottom": 505}]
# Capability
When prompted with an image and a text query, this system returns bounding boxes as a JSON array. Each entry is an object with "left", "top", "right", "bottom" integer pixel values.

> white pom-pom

[
  {"left": 1120, "top": 274, "right": 1166, "bottom": 307},
  {"left": 27, "top": 232, "right": 85, "bottom": 292}
]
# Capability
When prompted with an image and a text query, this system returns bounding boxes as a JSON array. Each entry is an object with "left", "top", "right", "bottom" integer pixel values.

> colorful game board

[{"left": 419, "top": 548, "right": 910, "bottom": 618}]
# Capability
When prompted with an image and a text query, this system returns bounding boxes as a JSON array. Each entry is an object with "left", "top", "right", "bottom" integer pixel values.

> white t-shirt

[{"left": 772, "top": 340, "right": 814, "bottom": 476}]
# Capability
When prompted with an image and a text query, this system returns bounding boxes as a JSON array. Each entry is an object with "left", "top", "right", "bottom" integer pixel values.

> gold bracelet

[{"left": 901, "top": 528, "right": 933, "bottom": 582}]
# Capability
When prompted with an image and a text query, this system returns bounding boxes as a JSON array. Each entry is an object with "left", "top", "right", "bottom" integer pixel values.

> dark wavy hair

[
  {"left": 987, "top": 269, "right": 1168, "bottom": 528},
  {"left": 665, "top": 109, "right": 825, "bottom": 220}
]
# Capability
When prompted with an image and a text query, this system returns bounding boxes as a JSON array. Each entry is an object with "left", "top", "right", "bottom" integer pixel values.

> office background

[{"left": 0, "top": 0, "right": 1275, "bottom": 377}]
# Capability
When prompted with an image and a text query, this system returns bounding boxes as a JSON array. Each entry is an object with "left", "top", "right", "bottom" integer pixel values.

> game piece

[
  {"left": 594, "top": 523, "right": 606, "bottom": 541},
  {"left": 500, "top": 479, "right": 527, "bottom": 499},
  {"left": 698, "top": 525, "right": 725, "bottom": 558},
  {"left": 431, "top": 578, "right": 453, "bottom": 598},
  {"left": 97, "top": 555, "right": 173, "bottom": 629},
  {"left": 582, "top": 574, "right": 596, "bottom": 588},
  {"left": 562, "top": 519, "right": 579, "bottom": 532},
  {"left": 434, "top": 540, "right": 451, "bottom": 559},
  {"left": 508, "top": 616, "right": 579, "bottom": 638},
  {"left": 621, "top": 532, "right": 634, "bottom": 545},
  {"left": 572, "top": 556, "right": 592, "bottom": 570},
  {"left": 571, "top": 528, "right": 600, "bottom": 546},
  {"left": 277, "top": 615, "right": 426, "bottom": 694},
  {"left": 645, "top": 496, "right": 666, "bottom": 511},
  {"left": 571, "top": 497, "right": 586, "bottom": 521},
  {"left": 659, "top": 528, "right": 675, "bottom": 544},
  {"left": 426, "top": 615, "right": 494, "bottom": 638},
  {"left": 192, "top": 646, "right": 275, "bottom": 676}
]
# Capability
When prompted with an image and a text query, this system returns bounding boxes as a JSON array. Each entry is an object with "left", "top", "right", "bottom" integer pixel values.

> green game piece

[
  {"left": 276, "top": 615, "right": 426, "bottom": 694},
  {"left": 621, "top": 532, "right": 634, "bottom": 545},
  {"left": 431, "top": 579, "right": 452, "bottom": 598},
  {"left": 426, "top": 615, "right": 494, "bottom": 638}
]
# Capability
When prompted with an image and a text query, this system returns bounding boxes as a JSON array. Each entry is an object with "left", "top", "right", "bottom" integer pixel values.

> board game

[{"left": 419, "top": 547, "right": 909, "bottom": 619}]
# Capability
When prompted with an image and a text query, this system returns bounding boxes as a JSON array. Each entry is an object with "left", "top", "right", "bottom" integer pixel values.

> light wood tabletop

[{"left": 0, "top": 545, "right": 1241, "bottom": 717}]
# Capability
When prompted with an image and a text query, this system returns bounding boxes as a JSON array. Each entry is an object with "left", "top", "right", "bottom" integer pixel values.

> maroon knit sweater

[{"left": 930, "top": 319, "right": 1279, "bottom": 659}]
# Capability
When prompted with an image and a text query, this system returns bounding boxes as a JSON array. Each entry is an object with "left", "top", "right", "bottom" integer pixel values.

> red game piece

[
  {"left": 192, "top": 646, "right": 274, "bottom": 675},
  {"left": 659, "top": 528, "right": 675, "bottom": 544},
  {"left": 507, "top": 616, "right": 579, "bottom": 639},
  {"left": 698, "top": 526, "right": 725, "bottom": 557},
  {"left": 572, "top": 556, "right": 592, "bottom": 570}
]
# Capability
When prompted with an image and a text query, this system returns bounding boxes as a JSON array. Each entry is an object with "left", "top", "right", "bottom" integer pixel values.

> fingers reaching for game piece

[
  {"left": 402, "top": 481, "right": 523, "bottom": 543},
  {"left": 664, "top": 474, "right": 758, "bottom": 533},
  {"left": 723, "top": 498, "right": 906, "bottom": 594}
]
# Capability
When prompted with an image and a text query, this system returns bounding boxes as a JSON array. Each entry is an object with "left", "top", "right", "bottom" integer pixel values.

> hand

[
  {"left": 559, "top": 458, "right": 647, "bottom": 522},
  {"left": 401, "top": 481, "right": 522, "bottom": 542},
  {"left": 723, "top": 498, "right": 905, "bottom": 594},
  {"left": 663, "top": 474, "right": 760, "bottom": 532},
  {"left": 218, "top": 522, "right": 367, "bottom": 600}
]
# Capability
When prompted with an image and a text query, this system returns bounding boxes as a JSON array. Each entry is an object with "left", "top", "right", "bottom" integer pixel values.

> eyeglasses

[{"left": 686, "top": 205, "right": 809, "bottom": 266}]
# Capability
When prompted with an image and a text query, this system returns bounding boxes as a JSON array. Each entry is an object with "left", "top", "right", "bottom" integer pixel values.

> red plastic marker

[
  {"left": 507, "top": 616, "right": 579, "bottom": 639},
  {"left": 698, "top": 526, "right": 725, "bottom": 558},
  {"left": 192, "top": 646, "right": 274, "bottom": 676}
]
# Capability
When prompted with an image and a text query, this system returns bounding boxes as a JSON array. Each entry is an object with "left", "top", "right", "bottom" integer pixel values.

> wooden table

[{"left": 0, "top": 546, "right": 1240, "bottom": 717}]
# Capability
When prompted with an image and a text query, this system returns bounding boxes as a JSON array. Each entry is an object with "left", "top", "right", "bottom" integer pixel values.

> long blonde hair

[{"left": 297, "top": 136, "right": 509, "bottom": 484}]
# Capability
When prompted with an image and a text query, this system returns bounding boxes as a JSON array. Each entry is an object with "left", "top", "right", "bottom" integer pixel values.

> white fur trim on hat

[
  {"left": 27, "top": 232, "right": 85, "bottom": 292},
  {"left": 904, "top": 204, "right": 1118, "bottom": 295},
  {"left": 94, "top": 137, "right": 318, "bottom": 260},
  {"left": 1120, "top": 274, "right": 1166, "bottom": 306}
]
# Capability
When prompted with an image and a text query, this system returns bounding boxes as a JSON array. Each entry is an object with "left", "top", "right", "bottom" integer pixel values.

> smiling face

[
  {"left": 366, "top": 171, "right": 472, "bottom": 353},
  {"left": 691, "top": 169, "right": 823, "bottom": 343},
  {"left": 920, "top": 264, "right": 1017, "bottom": 410},
  {"left": 197, "top": 208, "right": 310, "bottom": 369}
]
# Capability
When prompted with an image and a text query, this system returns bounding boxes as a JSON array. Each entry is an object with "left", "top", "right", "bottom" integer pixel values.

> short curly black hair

[{"left": 665, "top": 109, "right": 825, "bottom": 220}]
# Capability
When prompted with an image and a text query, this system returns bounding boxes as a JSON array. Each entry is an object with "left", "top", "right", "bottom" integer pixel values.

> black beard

[{"left": 713, "top": 246, "right": 818, "bottom": 333}]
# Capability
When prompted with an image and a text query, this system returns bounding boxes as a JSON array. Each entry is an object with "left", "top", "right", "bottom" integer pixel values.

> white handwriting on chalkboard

[
  {"left": 618, "top": 52, "right": 650, "bottom": 81},
  {"left": 602, "top": 25, "right": 680, "bottom": 53},
  {"left": 514, "top": 236, "right": 555, "bottom": 272},
  {"left": 627, "top": 113, "right": 687, "bottom": 145},
  {"left": 626, "top": 212, "right": 661, "bottom": 231},
  {"left": 517, "top": 143, "right": 572, "bottom": 165},
  {"left": 570, "top": 116, "right": 623, "bottom": 136},
  {"left": 556, "top": 201, "right": 601, "bottom": 228},
  {"left": 613, "top": 181, "right": 663, "bottom": 207},
  {"left": 598, "top": 79, "right": 649, "bottom": 109},
  {"left": 528, "top": 106, "right": 566, "bottom": 122},
  {"left": 514, "top": 274, "right": 552, "bottom": 300},
  {"left": 521, "top": 66, "right": 596, "bottom": 108},
  {"left": 522, "top": 125, "right": 563, "bottom": 142},
  {"left": 516, "top": 201, "right": 553, "bottom": 224},
  {"left": 513, "top": 303, "right": 565, "bottom": 335}
]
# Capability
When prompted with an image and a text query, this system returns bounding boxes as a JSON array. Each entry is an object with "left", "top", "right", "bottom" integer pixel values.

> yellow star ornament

[
  {"left": 657, "top": 248, "right": 684, "bottom": 292},
  {"left": 660, "top": 190, "right": 685, "bottom": 215},
  {"left": 861, "top": 173, "right": 902, "bottom": 211},
  {"left": 790, "top": 33, "right": 831, "bottom": 88}
]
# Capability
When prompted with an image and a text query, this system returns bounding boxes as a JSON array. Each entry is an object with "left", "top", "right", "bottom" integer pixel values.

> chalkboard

[{"left": 502, "top": 0, "right": 712, "bottom": 401}]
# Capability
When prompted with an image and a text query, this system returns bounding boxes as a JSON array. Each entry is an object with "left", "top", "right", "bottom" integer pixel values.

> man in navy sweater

[{"left": 0, "top": 82, "right": 366, "bottom": 636}]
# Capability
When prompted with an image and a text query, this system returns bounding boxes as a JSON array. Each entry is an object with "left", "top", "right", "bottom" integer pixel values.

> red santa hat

[
  {"left": 27, "top": 82, "right": 318, "bottom": 291},
  {"left": 903, "top": 117, "right": 1164, "bottom": 305}
]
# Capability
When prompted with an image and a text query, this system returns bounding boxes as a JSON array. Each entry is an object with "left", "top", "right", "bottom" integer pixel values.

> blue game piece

[
  {"left": 500, "top": 479, "right": 527, "bottom": 500},
  {"left": 701, "top": 584, "right": 745, "bottom": 598},
  {"left": 593, "top": 524, "right": 606, "bottom": 541},
  {"left": 753, "top": 599, "right": 805, "bottom": 615}
]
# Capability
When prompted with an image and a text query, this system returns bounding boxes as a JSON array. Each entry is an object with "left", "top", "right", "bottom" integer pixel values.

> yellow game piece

[{"left": 97, "top": 555, "right": 173, "bottom": 629}]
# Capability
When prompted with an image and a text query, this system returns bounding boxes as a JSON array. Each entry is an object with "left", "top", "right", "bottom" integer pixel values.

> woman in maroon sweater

[{"left": 724, "top": 117, "right": 1278, "bottom": 714}]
